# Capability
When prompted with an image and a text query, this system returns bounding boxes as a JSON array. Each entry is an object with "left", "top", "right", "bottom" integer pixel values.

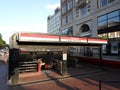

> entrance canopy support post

[
  {"left": 62, "top": 46, "right": 68, "bottom": 76},
  {"left": 99, "top": 46, "right": 103, "bottom": 70}
]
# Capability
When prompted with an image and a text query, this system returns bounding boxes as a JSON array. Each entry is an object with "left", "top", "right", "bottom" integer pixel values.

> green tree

[{"left": 0, "top": 33, "right": 7, "bottom": 47}]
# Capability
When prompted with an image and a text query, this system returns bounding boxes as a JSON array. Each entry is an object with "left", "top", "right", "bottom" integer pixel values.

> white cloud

[
  {"left": 0, "top": 23, "right": 47, "bottom": 44},
  {"left": 46, "top": 3, "right": 60, "bottom": 10}
]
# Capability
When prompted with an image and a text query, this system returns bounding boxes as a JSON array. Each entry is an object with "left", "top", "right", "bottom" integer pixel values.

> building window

[
  {"left": 98, "top": 10, "right": 120, "bottom": 29},
  {"left": 98, "top": 20, "right": 107, "bottom": 29},
  {"left": 62, "top": 29, "right": 68, "bottom": 35},
  {"left": 108, "top": 10, "right": 119, "bottom": 27},
  {"left": 99, "top": 0, "right": 115, "bottom": 8},
  {"left": 68, "top": 0, "right": 73, "bottom": 10},
  {"left": 81, "top": 6, "right": 87, "bottom": 15},
  {"left": 68, "top": 12, "right": 73, "bottom": 23},
  {"left": 98, "top": 15, "right": 107, "bottom": 22},
  {"left": 80, "top": 24, "right": 90, "bottom": 32},
  {"left": 101, "top": 0, "right": 108, "bottom": 7},
  {"left": 98, "top": 15, "right": 107, "bottom": 29},
  {"left": 98, "top": 31, "right": 120, "bottom": 39},
  {"left": 62, "top": 17, "right": 67, "bottom": 25},
  {"left": 62, "top": 5, "right": 67, "bottom": 14},
  {"left": 108, "top": 10, "right": 119, "bottom": 18},
  {"left": 108, "top": 31, "right": 120, "bottom": 38},
  {"left": 98, "top": 33, "right": 108, "bottom": 39},
  {"left": 116, "top": 31, "right": 120, "bottom": 38},
  {"left": 108, "top": 17, "right": 119, "bottom": 27},
  {"left": 62, "top": 26, "right": 73, "bottom": 36}
]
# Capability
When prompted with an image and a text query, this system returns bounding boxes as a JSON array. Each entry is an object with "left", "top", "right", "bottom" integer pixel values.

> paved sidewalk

[
  {"left": 12, "top": 63, "right": 102, "bottom": 85},
  {"left": 8, "top": 64, "right": 120, "bottom": 90}
]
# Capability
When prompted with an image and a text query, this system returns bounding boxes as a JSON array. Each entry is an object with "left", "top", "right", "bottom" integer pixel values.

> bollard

[
  {"left": 38, "top": 58, "right": 43, "bottom": 75},
  {"left": 38, "top": 62, "right": 41, "bottom": 75}
]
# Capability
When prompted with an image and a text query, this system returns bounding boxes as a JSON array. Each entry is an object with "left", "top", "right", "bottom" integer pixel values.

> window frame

[
  {"left": 81, "top": 6, "right": 87, "bottom": 16},
  {"left": 62, "top": 16, "right": 67, "bottom": 25},
  {"left": 68, "top": 0, "right": 73, "bottom": 10},
  {"left": 97, "top": 9, "right": 120, "bottom": 29},
  {"left": 62, "top": 4, "right": 67, "bottom": 14},
  {"left": 98, "top": 0, "right": 115, "bottom": 8},
  {"left": 68, "top": 12, "right": 73, "bottom": 23}
]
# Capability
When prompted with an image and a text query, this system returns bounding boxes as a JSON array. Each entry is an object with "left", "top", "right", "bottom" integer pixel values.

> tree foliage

[{"left": 0, "top": 33, "right": 7, "bottom": 47}]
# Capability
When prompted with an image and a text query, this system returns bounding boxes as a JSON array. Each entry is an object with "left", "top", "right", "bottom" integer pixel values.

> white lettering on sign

[
  {"left": 61, "top": 36, "right": 87, "bottom": 43},
  {"left": 63, "top": 53, "right": 67, "bottom": 60}
]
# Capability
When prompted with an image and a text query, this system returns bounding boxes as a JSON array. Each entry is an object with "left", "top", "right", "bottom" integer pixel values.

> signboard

[
  {"left": 111, "top": 41, "right": 118, "bottom": 54},
  {"left": 61, "top": 36, "right": 87, "bottom": 43},
  {"left": 18, "top": 32, "right": 107, "bottom": 45},
  {"left": 63, "top": 53, "right": 67, "bottom": 60},
  {"left": 102, "top": 45, "right": 107, "bottom": 53},
  {"left": 88, "top": 38, "right": 107, "bottom": 44},
  {"left": 19, "top": 33, "right": 59, "bottom": 42}
]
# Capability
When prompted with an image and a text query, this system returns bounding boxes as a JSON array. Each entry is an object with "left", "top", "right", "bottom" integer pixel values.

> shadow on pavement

[
  {"left": 71, "top": 62, "right": 120, "bottom": 90},
  {"left": 9, "top": 85, "right": 25, "bottom": 90},
  {"left": 45, "top": 72, "right": 81, "bottom": 90}
]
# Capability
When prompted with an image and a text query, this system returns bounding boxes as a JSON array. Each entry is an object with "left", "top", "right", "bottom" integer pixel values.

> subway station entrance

[
  {"left": 18, "top": 46, "right": 66, "bottom": 74},
  {"left": 9, "top": 32, "right": 107, "bottom": 84}
]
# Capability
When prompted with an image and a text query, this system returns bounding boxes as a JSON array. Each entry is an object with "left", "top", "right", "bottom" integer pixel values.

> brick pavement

[
  {"left": 14, "top": 63, "right": 101, "bottom": 85},
  {"left": 8, "top": 64, "right": 120, "bottom": 90}
]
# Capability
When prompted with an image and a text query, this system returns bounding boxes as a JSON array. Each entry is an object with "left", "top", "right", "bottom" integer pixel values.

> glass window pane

[
  {"left": 116, "top": 31, "right": 120, "bottom": 37},
  {"left": 114, "top": 31, "right": 120, "bottom": 38},
  {"left": 108, "top": 17, "right": 120, "bottom": 27},
  {"left": 68, "top": 12, "right": 73, "bottom": 23},
  {"left": 81, "top": 6, "right": 86, "bottom": 15},
  {"left": 68, "top": 0, "right": 73, "bottom": 10},
  {"left": 101, "top": 0, "right": 108, "bottom": 7},
  {"left": 108, "top": 32, "right": 116, "bottom": 38},
  {"left": 62, "top": 29, "right": 69, "bottom": 35},
  {"left": 62, "top": 5, "right": 67, "bottom": 14},
  {"left": 68, "top": 26, "right": 73, "bottom": 36},
  {"left": 98, "top": 33, "right": 108, "bottom": 39},
  {"left": 98, "top": 15, "right": 107, "bottom": 22},
  {"left": 62, "top": 17, "right": 67, "bottom": 25},
  {"left": 108, "top": 10, "right": 119, "bottom": 18},
  {"left": 98, "top": 20, "right": 107, "bottom": 29}
]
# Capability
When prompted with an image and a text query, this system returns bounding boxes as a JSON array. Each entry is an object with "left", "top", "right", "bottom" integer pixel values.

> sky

[{"left": 0, "top": 0, "right": 60, "bottom": 44}]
